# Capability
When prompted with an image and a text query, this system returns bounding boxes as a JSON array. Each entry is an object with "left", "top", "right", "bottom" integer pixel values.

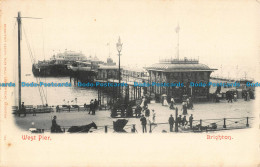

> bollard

[
  {"left": 223, "top": 118, "right": 226, "bottom": 128},
  {"left": 246, "top": 117, "right": 249, "bottom": 127},
  {"left": 105, "top": 126, "right": 108, "bottom": 133}
]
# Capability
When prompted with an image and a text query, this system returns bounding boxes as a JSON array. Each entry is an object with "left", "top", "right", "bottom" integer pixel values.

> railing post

[
  {"left": 175, "top": 107, "right": 178, "bottom": 132},
  {"left": 105, "top": 126, "right": 108, "bottom": 133},
  {"left": 223, "top": 118, "right": 226, "bottom": 128},
  {"left": 200, "top": 119, "right": 202, "bottom": 131},
  {"left": 132, "top": 124, "right": 136, "bottom": 133},
  {"left": 246, "top": 117, "right": 249, "bottom": 127},
  {"left": 149, "top": 123, "right": 152, "bottom": 133}
]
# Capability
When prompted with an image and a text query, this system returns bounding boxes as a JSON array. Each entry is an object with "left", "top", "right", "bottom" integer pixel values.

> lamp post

[{"left": 116, "top": 37, "right": 123, "bottom": 98}]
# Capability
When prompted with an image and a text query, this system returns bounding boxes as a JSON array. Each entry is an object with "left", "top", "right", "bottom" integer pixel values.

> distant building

[
  {"left": 97, "top": 57, "right": 119, "bottom": 80},
  {"left": 145, "top": 57, "right": 217, "bottom": 101},
  {"left": 51, "top": 50, "right": 86, "bottom": 64}
]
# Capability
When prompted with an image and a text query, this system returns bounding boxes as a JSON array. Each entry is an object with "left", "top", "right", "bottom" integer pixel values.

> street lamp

[{"left": 116, "top": 37, "right": 123, "bottom": 98}]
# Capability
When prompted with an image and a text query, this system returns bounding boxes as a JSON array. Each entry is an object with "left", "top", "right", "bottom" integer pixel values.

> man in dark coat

[
  {"left": 140, "top": 115, "right": 147, "bottom": 133},
  {"left": 135, "top": 105, "right": 142, "bottom": 118},
  {"left": 189, "top": 114, "right": 194, "bottom": 128},
  {"left": 168, "top": 114, "right": 174, "bottom": 132},
  {"left": 182, "top": 116, "right": 188, "bottom": 126},
  {"left": 51, "top": 116, "right": 62, "bottom": 133},
  {"left": 145, "top": 107, "right": 150, "bottom": 117}
]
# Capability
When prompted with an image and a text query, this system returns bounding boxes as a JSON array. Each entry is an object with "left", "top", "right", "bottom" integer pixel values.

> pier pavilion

[{"left": 145, "top": 58, "right": 217, "bottom": 102}]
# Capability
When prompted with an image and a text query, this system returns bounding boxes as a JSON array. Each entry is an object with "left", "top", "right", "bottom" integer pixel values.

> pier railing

[{"left": 30, "top": 116, "right": 254, "bottom": 134}]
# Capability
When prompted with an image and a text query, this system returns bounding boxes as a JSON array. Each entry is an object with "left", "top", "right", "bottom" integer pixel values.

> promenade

[{"left": 15, "top": 99, "right": 255, "bottom": 133}]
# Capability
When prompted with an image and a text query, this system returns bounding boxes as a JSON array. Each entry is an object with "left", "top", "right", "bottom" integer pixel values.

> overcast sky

[{"left": 3, "top": 0, "right": 260, "bottom": 80}]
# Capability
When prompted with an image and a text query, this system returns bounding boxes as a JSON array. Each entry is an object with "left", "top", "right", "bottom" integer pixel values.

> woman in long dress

[
  {"left": 182, "top": 102, "right": 188, "bottom": 115},
  {"left": 170, "top": 98, "right": 175, "bottom": 109},
  {"left": 140, "top": 97, "right": 145, "bottom": 110},
  {"left": 163, "top": 97, "right": 168, "bottom": 106}
]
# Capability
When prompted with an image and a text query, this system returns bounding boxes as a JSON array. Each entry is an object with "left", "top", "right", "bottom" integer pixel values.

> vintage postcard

[{"left": 0, "top": 0, "right": 259, "bottom": 166}]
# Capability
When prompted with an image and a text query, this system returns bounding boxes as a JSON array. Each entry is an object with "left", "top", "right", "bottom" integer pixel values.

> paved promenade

[{"left": 15, "top": 99, "right": 255, "bottom": 133}]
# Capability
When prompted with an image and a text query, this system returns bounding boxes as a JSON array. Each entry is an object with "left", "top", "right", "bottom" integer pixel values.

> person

[
  {"left": 177, "top": 115, "right": 182, "bottom": 127},
  {"left": 140, "top": 115, "right": 147, "bottom": 133},
  {"left": 163, "top": 97, "right": 168, "bottom": 106},
  {"left": 126, "top": 105, "right": 133, "bottom": 117},
  {"left": 56, "top": 105, "right": 60, "bottom": 113},
  {"left": 247, "top": 92, "right": 250, "bottom": 101},
  {"left": 145, "top": 106, "right": 150, "bottom": 117},
  {"left": 89, "top": 100, "right": 94, "bottom": 114},
  {"left": 84, "top": 103, "right": 87, "bottom": 111},
  {"left": 227, "top": 92, "right": 233, "bottom": 103},
  {"left": 182, "top": 101, "right": 188, "bottom": 115},
  {"left": 33, "top": 108, "right": 36, "bottom": 116},
  {"left": 182, "top": 116, "right": 188, "bottom": 126},
  {"left": 152, "top": 109, "right": 156, "bottom": 123},
  {"left": 135, "top": 105, "right": 142, "bottom": 118},
  {"left": 51, "top": 116, "right": 62, "bottom": 133},
  {"left": 234, "top": 93, "right": 237, "bottom": 102},
  {"left": 143, "top": 97, "right": 148, "bottom": 109},
  {"left": 170, "top": 97, "right": 175, "bottom": 109},
  {"left": 168, "top": 114, "right": 174, "bottom": 132},
  {"left": 188, "top": 97, "right": 193, "bottom": 109},
  {"left": 140, "top": 97, "right": 145, "bottom": 110},
  {"left": 189, "top": 114, "right": 193, "bottom": 128},
  {"left": 21, "top": 102, "right": 26, "bottom": 117},
  {"left": 94, "top": 99, "right": 99, "bottom": 111}
]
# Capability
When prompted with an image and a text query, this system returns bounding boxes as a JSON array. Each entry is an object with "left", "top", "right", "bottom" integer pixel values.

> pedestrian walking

[
  {"left": 187, "top": 97, "right": 193, "bottom": 109},
  {"left": 182, "top": 102, "right": 188, "bottom": 115},
  {"left": 234, "top": 93, "right": 237, "bottom": 102},
  {"left": 177, "top": 115, "right": 182, "bottom": 127},
  {"left": 145, "top": 107, "right": 150, "bottom": 117},
  {"left": 33, "top": 108, "right": 36, "bottom": 116},
  {"left": 135, "top": 105, "right": 142, "bottom": 118},
  {"left": 22, "top": 102, "right": 26, "bottom": 117},
  {"left": 89, "top": 99, "right": 94, "bottom": 114},
  {"left": 170, "top": 97, "right": 175, "bottom": 109},
  {"left": 247, "top": 92, "right": 250, "bottom": 101},
  {"left": 56, "top": 105, "right": 60, "bottom": 113},
  {"left": 189, "top": 114, "right": 193, "bottom": 129},
  {"left": 84, "top": 103, "right": 87, "bottom": 111},
  {"left": 140, "top": 115, "right": 147, "bottom": 133},
  {"left": 168, "top": 114, "right": 174, "bottom": 132},
  {"left": 152, "top": 109, "right": 156, "bottom": 123},
  {"left": 94, "top": 99, "right": 99, "bottom": 110},
  {"left": 182, "top": 116, "right": 188, "bottom": 126}
]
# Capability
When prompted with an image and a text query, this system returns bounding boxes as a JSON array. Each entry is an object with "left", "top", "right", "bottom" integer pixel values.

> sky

[{"left": 3, "top": 0, "right": 260, "bottom": 80}]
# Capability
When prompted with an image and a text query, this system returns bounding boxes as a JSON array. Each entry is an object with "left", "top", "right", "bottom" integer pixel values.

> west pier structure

[{"left": 145, "top": 58, "right": 217, "bottom": 102}]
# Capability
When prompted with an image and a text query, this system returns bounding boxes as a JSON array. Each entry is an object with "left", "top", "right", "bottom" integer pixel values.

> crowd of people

[
  {"left": 168, "top": 112, "right": 194, "bottom": 132},
  {"left": 139, "top": 96, "right": 195, "bottom": 133}
]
